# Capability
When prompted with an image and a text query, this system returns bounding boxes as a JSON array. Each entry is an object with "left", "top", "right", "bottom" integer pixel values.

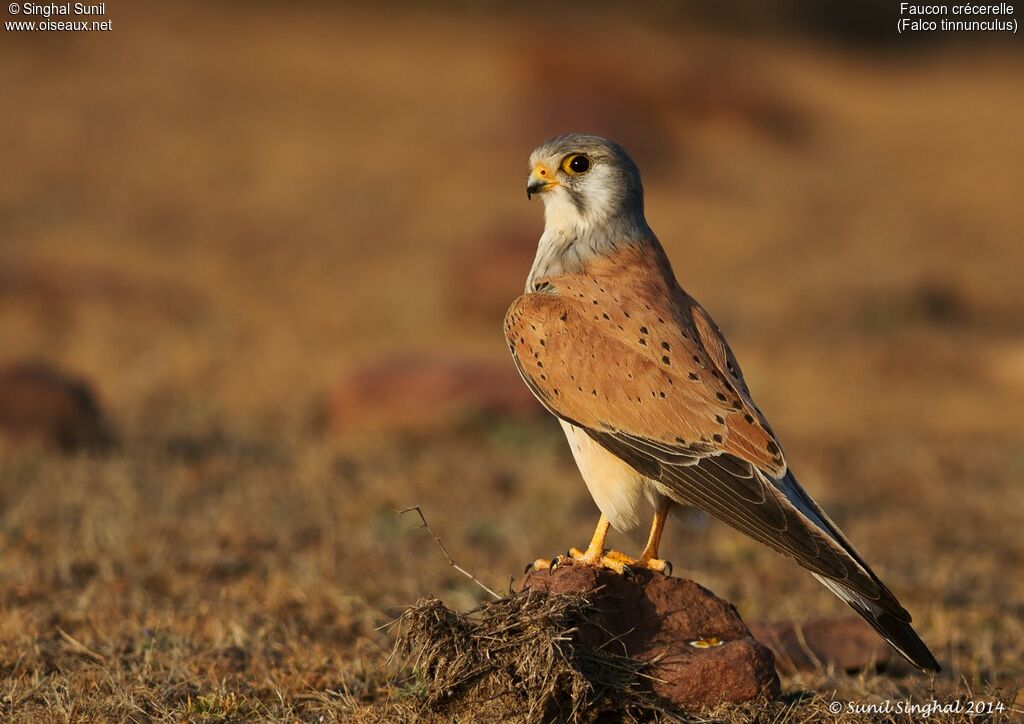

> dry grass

[
  {"left": 385, "top": 591, "right": 657, "bottom": 722},
  {"left": 1, "top": 2, "right": 1023, "bottom": 721}
]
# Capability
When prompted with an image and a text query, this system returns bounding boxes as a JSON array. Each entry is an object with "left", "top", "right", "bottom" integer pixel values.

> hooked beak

[{"left": 526, "top": 163, "right": 557, "bottom": 200}]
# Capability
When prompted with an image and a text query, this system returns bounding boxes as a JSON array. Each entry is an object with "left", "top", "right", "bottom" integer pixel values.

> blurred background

[{"left": 1, "top": 1, "right": 1022, "bottom": 718}]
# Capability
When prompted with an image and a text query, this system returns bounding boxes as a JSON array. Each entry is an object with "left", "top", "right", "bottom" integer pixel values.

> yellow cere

[{"left": 529, "top": 163, "right": 558, "bottom": 191}]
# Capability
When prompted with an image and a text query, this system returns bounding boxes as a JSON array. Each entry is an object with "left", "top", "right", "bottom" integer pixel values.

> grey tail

[{"left": 812, "top": 574, "right": 940, "bottom": 672}]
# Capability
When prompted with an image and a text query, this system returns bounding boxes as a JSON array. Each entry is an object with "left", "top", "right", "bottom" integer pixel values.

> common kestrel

[{"left": 505, "top": 133, "right": 940, "bottom": 672}]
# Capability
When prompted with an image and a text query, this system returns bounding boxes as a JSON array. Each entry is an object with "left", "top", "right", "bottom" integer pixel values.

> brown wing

[
  {"left": 504, "top": 288, "right": 909, "bottom": 619},
  {"left": 504, "top": 281, "right": 784, "bottom": 475}
]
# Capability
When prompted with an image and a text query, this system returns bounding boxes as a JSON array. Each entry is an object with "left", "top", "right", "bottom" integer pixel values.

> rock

[
  {"left": 750, "top": 618, "right": 896, "bottom": 674},
  {"left": 323, "top": 353, "right": 542, "bottom": 436},
  {"left": 519, "top": 566, "right": 780, "bottom": 710},
  {"left": 0, "top": 361, "right": 113, "bottom": 452},
  {"left": 447, "top": 226, "right": 538, "bottom": 324}
]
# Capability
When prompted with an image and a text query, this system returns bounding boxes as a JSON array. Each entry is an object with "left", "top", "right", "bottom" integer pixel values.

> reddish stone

[
  {"left": 750, "top": 618, "right": 895, "bottom": 674},
  {"left": 0, "top": 361, "right": 112, "bottom": 452},
  {"left": 447, "top": 227, "right": 538, "bottom": 324},
  {"left": 519, "top": 566, "right": 779, "bottom": 710},
  {"left": 324, "top": 353, "right": 542, "bottom": 435}
]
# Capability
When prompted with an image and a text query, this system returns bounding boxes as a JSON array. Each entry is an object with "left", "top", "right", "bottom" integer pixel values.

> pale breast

[{"left": 559, "top": 419, "right": 651, "bottom": 532}]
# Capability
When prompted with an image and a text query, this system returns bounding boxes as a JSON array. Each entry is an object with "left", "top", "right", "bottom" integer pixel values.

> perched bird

[{"left": 505, "top": 133, "right": 940, "bottom": 673}]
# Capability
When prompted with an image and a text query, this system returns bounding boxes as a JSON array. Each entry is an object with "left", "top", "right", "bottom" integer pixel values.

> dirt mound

[
  {"left": 387, "top": 567, "right": 778, "bottom": 721},
  {"left": 522, "top": 566, "right": 780, "bottom": 710}
]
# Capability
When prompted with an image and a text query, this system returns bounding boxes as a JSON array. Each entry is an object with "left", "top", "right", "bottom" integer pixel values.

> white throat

[{"left": 525, "top": 190, "right": 650, "bottom": 291}]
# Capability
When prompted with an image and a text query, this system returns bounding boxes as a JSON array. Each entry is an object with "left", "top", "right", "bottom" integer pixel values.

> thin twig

[
  {"left": 399, "top": 505, "right": 501, "bottom": 600},
  {"left": 56, "top": 627, "right": 105, "bottom": 663}
]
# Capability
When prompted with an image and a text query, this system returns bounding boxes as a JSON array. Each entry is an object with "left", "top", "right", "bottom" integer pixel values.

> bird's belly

[{"left": 559, "top": 420, "right": 656, "bottom": 532}]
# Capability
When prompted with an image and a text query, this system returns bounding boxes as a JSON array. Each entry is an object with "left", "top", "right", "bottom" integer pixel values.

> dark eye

[{"left": 562, "top": 154, "right": 591, "bottom": 175}]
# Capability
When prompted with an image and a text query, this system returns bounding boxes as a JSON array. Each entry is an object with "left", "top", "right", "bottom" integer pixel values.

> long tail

[
  {"left": 773, "top": 472, "right": 940, "bottom": 672},
  {"left": 812, "top": 574, "right": 940, "bottom": 672}
]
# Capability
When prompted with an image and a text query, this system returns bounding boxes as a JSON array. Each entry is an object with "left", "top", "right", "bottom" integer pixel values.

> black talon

[
  {"left": 663, "top": 560, "right": 673, "bottom": 577},
  {"left": 524, "top": 561, "right": 535, "bottom": 574},
  {"left": 621, "top": 564, "right": 636, "bottom": 578},
  {"left": 550, "top": 557, "right": 561, "bottom": 570}
]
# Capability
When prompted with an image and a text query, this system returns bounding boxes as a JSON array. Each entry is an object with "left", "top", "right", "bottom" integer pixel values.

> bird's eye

[{"left": 562, "top": 154, "right": 591, "bottom": 175}]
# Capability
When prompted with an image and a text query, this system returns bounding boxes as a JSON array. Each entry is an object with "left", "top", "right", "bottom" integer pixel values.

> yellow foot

[
  {"left": 602, "top": 549, "right": 673, "bottom": 576},
  {"left": 525, "top": 549, "right": 672, "bottom": 576}
]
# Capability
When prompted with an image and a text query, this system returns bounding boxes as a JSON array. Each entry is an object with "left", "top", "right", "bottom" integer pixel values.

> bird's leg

[
  {"left": 566, "top": 514, "right": 611, "bottom": 565},
  {"left": 637, "top": 499, "right": 672, "bottom": 574},
  {"left": 528, "top": 515, "right": 611, "bottom": 572}
]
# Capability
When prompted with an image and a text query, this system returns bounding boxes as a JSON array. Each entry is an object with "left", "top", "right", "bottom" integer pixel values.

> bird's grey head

[
  {"left": 523, "top": 134, "right": 655, "bottom": 287},
  {"left": 526, "top": 133, "right": 648, "bottom": 238}
]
